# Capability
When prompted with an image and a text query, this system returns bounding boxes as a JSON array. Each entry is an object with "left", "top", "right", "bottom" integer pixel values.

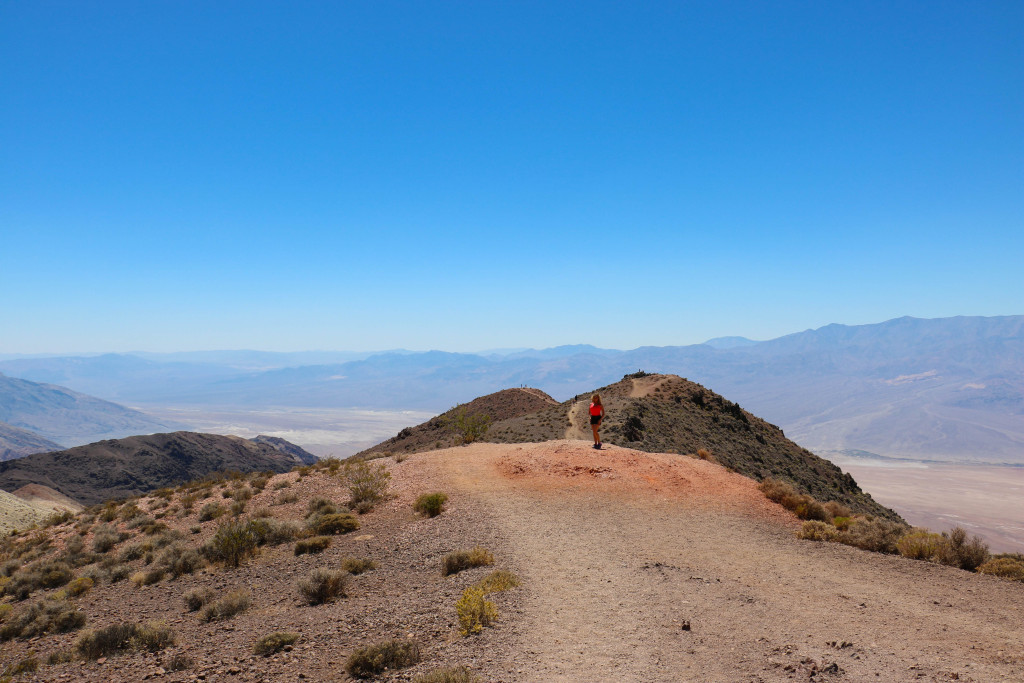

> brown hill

[
  {"left": 0, "top": 432, "right": 318, "bottom": 506},
  {"left": 0, "top": 420, "right": 63, "bottom": 461},
  {"left": 0, "top": 442, "right": 1020, "bottom": 682},
  {"left": 355, "top": 387, "right": 558, "bottom": 458}
]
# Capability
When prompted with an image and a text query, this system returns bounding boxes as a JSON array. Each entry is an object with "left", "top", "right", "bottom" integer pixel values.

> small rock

[{"left": 681, "top": 620, "right": 691, "bottom": 631}]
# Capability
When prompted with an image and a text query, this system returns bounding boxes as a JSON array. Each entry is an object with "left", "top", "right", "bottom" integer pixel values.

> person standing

[{"left": 589, "top": 393, "right": 605, "bottom": 449}]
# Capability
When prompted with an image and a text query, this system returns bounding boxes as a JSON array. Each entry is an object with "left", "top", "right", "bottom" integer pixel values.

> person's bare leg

[{"left": 591, "top": 423, "right": 600, "bottom": 446}]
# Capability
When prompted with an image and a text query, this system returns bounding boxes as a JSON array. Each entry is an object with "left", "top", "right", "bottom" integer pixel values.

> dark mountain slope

[
  {"left": 0, "top": 373, "right": 182, "bottom": 446},
  {"left": 355, "top": 387, "right": 558, "bottom": 458},
  {"left": 0, "top": 432, "right": 318, "bottom": 506},
  {"left": 0, "top": 421, "right": 62, "bottom": 461}
]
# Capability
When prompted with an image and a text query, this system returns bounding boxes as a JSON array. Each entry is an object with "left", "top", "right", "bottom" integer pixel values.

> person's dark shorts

[{"left": 590, "top": 414, "right": 601, "bottom": 425}]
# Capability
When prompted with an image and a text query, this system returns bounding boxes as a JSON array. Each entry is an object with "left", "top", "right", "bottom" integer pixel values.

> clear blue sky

[{"left": 2, "top": 1, "right": 1021, "bottom": 353}]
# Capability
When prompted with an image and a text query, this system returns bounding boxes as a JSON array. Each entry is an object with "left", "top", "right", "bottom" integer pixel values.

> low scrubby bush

[
  {"left": 198, "top": 502, "right": 225, "bottom": 522},
  {"left": 249, "top": 517, "right": 300, "bottom": 546},
  {"left": 200, "top": 590, "right": 251, "bottom": 622},
  {"left": 414, "top": 493, "right": 448, "bottom": 518},
  {"left": 442, "top": 547, "right": 494, "bottom": 576},
  {"left": 758, "top": 478, "right": 829, "bottom": 521},
  {"left": 455, "top": 586, "right": 497, "bottom": 636},
  {"left": 0, "top": 597, "right": 86, "bottom": 640},
  {"left": 477, "top": 569, "right": 520, "bottom": 593},
  {"left": 797, "top": 520, "right": 840, "bottom": 542},
  {"left": 896, "top": 528, "right": 944, "bottom": 560},
  {"left": 936, "top": 527, "right": 990, "bottom": 571},
  {"left": 345, "top": 640, "right": 421, "bottom": 679},
  {"left": 158, "top": 543, "right": 204, "bottom": 578},
  {"left": 414, "top": 667, "right": 479, "bottom": 683},
  {"left": 66, "top": 576, "right": 94, "bottom": 597},
  {"left": 201, "top": 519, "right": 261, "bottom": 568},
  {"left": 294, "top": 536, "right": 332, "bottom": 556},
  {"left": 341, "top": 460, "right": 391, "bottom": 513},
  {"left": 75, "top": 621, "right": 174, "bottom": 659},
  {"left": 306, "top": 497, "right": 338, "bottom": 518},
  {"left": 297, "top": 568, "right": 347, "bottom": 605},
  {"left": 254, "top": 631, "right": 299, "bottom": 656},
  {"left": 183, "top": 587, "right": 216, "bottom": 612},
  {"left": 131, "top": 567, "right": 166, "bottom": 586},
  {"left": 978, "top": 556, "right": 1024, "bottom": 582},
  {"left": 3, "top": 559, "right": 74, "bottom": 600},
  {"left": 342, "top": 557, "right": 377, "bottom": 575},
  {"left": 838, "top": 517, "right": 904, "bottom": 554},
  {"left": 310, "top": 513, "right": 360, "bottom": 536}
]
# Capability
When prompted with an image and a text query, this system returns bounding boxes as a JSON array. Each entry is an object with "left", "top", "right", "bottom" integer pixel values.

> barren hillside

[{"left": 1, "top": 440, "right": 1020, "bottom": 682}]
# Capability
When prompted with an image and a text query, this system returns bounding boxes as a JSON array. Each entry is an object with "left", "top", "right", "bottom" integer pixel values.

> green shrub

[
  {"left": 797, "top": 520, "right": 840, "bottom": 542},
  {"left": 200, "top": 590, "right": 251, "bottom": 622},
  {"left": 341, "top": 557, "right": 377, "bottom": 575},
  {"left": 306, "top": 497, "right": 339, "bottom": 518},
  {"left": 249, "top": 517, "right": 300, "bottom": 546},
  {"left": 414, "top": 667, "right": 479, "bottom": 683},
  {"left": 294, "top": 536, "right": 332, "bottom": 556},
  {"left": 341, "top": 460, "right": 391, "bottom": 513},
  {"left": 3, "top": 559, "right": 75, "bottom": 600},
  {"left": 896, "top": 528, "right": 944, "bottom": 560},
  {"left": 254, "top": 631, "right": 299, "bottom": 656},
  {"left": 198, "top": 502, "right": 225, "bottom": 522},
  {"left": 201, "top": 519, "right": 260, "bottom": 568},
  {"left": 936, "top": 527, "right": 990, "bottom": 571},
  {"left": 297, "top": 568, "right": 347, "bottom": 605},
  {"left": 442, "top": 547, "right": 494, "bottom": 576},
  {"left": 978, "top": 556, "right": 1024, "bottom": 582},
  {"left": 0, "top": 597, "right": 86, "bottom": 640},
  {"left": 477, "top": 570, "right": 520, "bottom": 593},
  {"left": 455, "top": 586, "right": 497, "bottom": 636},
  {"left": 346, "top": 640, "right": 421, "bottom": 679},
  {"left": 183, "top": 587, "right": 216, "bottom": 612},
  {"left": 75, "top": 621, "right": 174, "bottom": 659},
  {"left": 446, "top": 408, "right": 491, "bottom": 445},
  {"left": 310, "top": 513, "right": 360, "bottom": 536},
  {"left": 414, "top": 493, "right": 448, "bottom": 518}
]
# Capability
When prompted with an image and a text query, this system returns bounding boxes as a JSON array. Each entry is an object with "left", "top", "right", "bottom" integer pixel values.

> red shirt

[{"left": 589, "top": 403, "right": 602, "bottom": 416}]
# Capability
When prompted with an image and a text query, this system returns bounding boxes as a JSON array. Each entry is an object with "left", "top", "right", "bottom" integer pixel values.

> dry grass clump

[
  {"left": 294, "top": 536, "right": 332, "bottom": 555},
  {"left": 0, "top": 597, "right": 86, "bottom": 640},
  {"left": 254, "top": 631, "right": 299, "bottom": 656},
  {"left": 341, "top": 459, "right": 391, "bottom": 513},
  {"left": 414, "top": 492, "right": 449, "bottom": 518},
  {"left": 75, "top": 621, "right": 174, "bottom": 659},
  {"left": 345, "top": 639, "right": 421, "bottom": 679},
  {"left": 201, "top": 590, "right": 251, "bottom": 622},
  {"left": 455, "top": 586, "right": 497, "bottom": 636},
  {"left": 758, "top": 478, "right": 829, "bottom": 522},
  {"left": 798, "top": 521, "right": 840, "bottom": 542},
  {"left": 297, "top": 568, "right": 348, "bottom": 605},
  {"left": 275, "top": 491, "right": 300, "bottom": 505},
  {"left": 477, "top": 570, "right": 520, "bottom": 593},
  {"left": 442, "top": 547, "right": 494, "bottom": 576},
  {"left": 131, "top": 567, "right": 166, "bottom": 586},
  {"left": 695, "top": 448, "right": 716, "bottom": 463},
  {"left": 65, "top": 576, "right": 94, "bottom": 596},
  {"left": 307, "top": 497, "right": 339, "bottom": 518},
  {"left": 935, "top": 527, "right": 990, "bottom": 571},
  {"left": 978, "top": 556, "right": 1024, "bottom": 582},
  {"left": 342, "top": 557, "right": 377, "bottom": 575},
  {"left": 1, "top": 655, "right": 39, "bottom": 677},
  {"left": 3, "top": 559, "right": 74, "bottom": 600},
  {"left": 415, "top": 667, "right": 479, "bottom": 683},
  {"left": 896, "top": 528, "right": 945, "bottom": 560},
  {"left": 157, "top": 543, "right": 204, "bottom": 578},
  {"left": 310, "top": 513, "right": 360, "bottom": 536},
  {"left": 198, "top": 502, "right": 225, "bottom": 522},
  {"left": 183, "top": 587, "right": 216, "bottom": 612}
]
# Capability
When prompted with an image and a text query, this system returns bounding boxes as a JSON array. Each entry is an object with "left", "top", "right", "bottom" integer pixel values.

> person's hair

[{"left": 591, "top": 393, "right": 602, "bottom": 406}]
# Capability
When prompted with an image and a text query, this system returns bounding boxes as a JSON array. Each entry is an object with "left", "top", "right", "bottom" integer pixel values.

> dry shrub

[
  {"left": 297, "top": 568, "right": 347, "bottom": 605},
  {"left": 936, "top": 527, "right": 990, "bottom": 571},
  {"left": 1, "top": 655, "right": 38, "bottom": 676},
  {"left": 978, "top": 557, "right": 1024, "bottom": 582},
  {"left": 442, "top": 547, "right": 494, "bottom": 576},
  {"left": 831, "top": 516, "right": 853, "bottom": 531},
  {"left": 109, "top": 564, "right": 131, "bottom": 583},
  {"left": 249, "top": 517, "right": 300, "bottom": 546},
  {"left": 896, "top": 528, "right": 944, "bottom": 560},
  {"left": 75, "top": 621, "right": 174, "bottom": 659},
  {"left": 310, "top": 513, "right": 360, "bottom": 536},
  {"left": 823, "top": 501, "right": 851, "bottom": 519},
  {"left": 183, "top": 587, "right": 216, "bottom": 612},
  {"left": 307, "top": 497, "right": 339, "bottom": 518},
  {"left": 415, "top": 667, "right": 479, "bottom": 683},
  {"left": 342, "top": 557, "right": 377, "bottom": 575},
  {"left": 0, "top": 597, "right": 86, "bottom": 640},
  {"left": 696, "top": 448, "right": 716, "bottom": 462},
  {"left": 158, "top": 543, "right": 204, "bottom": 578},
  {"left": 47, "top": 650, "right": 75, "bottom": 665},
  {"left": 92, "top": 530, "right": 120, "bottom": 554},
  {"left": 477, "top": 570, "right": 520, "bottom": 593},
  {"left": 275, "top": 492, "right": 300, "bottom": 505},
  {"left": 345, "top": 640, "right": 421, "bottom": 679},
  {"left": 168, "top": 653, "right": 194, "bottom": 671},
  {"left": 455, "top": 586, "right": 497, "bottom": 636},
  {"left": 131, "top": 568, "right": 166, "bottom": 586},
  {"left": 3, "top": 559, "right": 74, "bottom": 600},
  {"left": 838, "top": 518, "right": 904, "bottom": 554},
  {"left": 414, "top": 493, "right": 448, "bottom": 518},
  {"left": 341, "top": 460, "right": 391, "bottom": 513},
  {"left": 797, "top": 521, "right": 840, "bottom": 542},
  {"left": 198, "top": 502, "right": 225, "bottom": 522},
  {"left": 294, "top": 536, "right": 332, "bottom": 556},
  {"left": 201, "top": 590, "right": 251, "bottom": 622},
  {"left": 254, "top": 631, "right": 299, "bottom": 656},
  {"left": 201, "top": 519, "right": 261, "bottom": 568},
  {"left": 66, "top": 576, "right": 94, "bottom": 597}
]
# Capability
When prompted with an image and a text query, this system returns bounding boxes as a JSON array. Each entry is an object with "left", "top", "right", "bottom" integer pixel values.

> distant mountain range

[
  {"left": 0, "top": 431, "right": 319, "bottom": 506},
  {"left": 1, "top": 315, "right": 1020, "bottom": 464},
  {"left": 0, "top": 373, "right": 182, "bottom": 447},
  {"left": 0, "top": 420, "right": 63, "bottom": 461}
]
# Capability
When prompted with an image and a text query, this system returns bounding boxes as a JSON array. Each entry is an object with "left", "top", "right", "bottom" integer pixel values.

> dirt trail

[
  {"left": 563, "top": 401, "right": 589, "bottom": 441},
  {"left": 424, "top": 440, "right": 1024, "bottom": 682}
]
